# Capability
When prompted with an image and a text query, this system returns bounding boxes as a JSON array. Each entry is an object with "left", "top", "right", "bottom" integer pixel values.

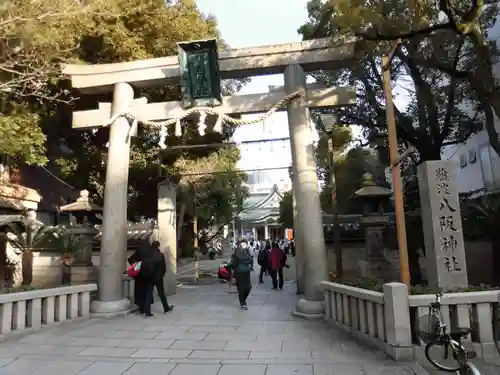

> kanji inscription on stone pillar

[{"left": 417, "top": 160, "right": 468, "bottom": 290}]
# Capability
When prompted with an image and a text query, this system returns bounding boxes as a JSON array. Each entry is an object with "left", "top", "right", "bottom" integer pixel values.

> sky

[{"left": 195, "top": 0, "right": 317, "bottom": 185}]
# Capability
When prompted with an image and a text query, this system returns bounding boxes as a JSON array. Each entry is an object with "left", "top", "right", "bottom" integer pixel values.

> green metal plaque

[{"left": 178, "top": 39, "right": 222, "bottom": 108}]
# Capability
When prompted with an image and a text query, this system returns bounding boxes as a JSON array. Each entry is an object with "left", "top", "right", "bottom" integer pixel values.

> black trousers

[
  {"left": 269, "top": 268, "right": 284, "bottom": 289},
  {"left": 142, "top": 282, "right": 154, "bottom": 315},
  {"left": 234, "top": 271, "right": 252, "bottom": 306},
  {"left": 259, "top": 264, "right": 267, "bottom": 283},
  {"left": 154, "top": 278, "right": 170, "bottom": 312}
]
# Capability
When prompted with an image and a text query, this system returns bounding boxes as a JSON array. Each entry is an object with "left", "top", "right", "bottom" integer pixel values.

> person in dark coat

[
  {"left": 137, "top": 244, "right": 158, "bottom": 318},
  {"left": 229, "top": 240, "right": 253, "bottom": 310},
  {"left": 151, "top": 241, "right": 174, "bottom": 313},
  {"left": 257, "top": 242, "right": 270, "bottom": 284},
  {"left": 128, "top": 242, "right": 155, "bottom": 315}
]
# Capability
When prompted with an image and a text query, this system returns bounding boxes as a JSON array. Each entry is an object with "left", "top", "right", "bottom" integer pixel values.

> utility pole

[{"left": 381, "top": 43, "right": 411, "bottom": 290}]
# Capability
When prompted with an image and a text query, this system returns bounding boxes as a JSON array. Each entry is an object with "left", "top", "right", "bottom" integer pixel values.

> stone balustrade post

[{"left": 383, "top": 282, "right": 413, "bottom": 360}]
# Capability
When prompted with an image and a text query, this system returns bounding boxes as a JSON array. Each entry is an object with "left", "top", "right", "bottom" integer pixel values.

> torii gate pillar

[
  {"left": 91, "top": 82, "right": 134, "bottom": 316},
  {"left": 285, "top": 64, "right": 327, "bottom": 319}
]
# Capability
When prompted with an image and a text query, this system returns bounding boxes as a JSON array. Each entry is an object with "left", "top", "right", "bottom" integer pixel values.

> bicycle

[
  {"left": 494, "top": 292, "right": 500, "bottom": 356},
  {"left": 419, "top": 292, "right": 481, "bottom": 374}
]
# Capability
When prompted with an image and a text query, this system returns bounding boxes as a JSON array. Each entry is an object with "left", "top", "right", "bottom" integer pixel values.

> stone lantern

[
  {"left": 353, "top": 173, "right": 393, "bottom": 279},
  {"left": 59, "top": 190, "right": 102, "bottom": 283}
]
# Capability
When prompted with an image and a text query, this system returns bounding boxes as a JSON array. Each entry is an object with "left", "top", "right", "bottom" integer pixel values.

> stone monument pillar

[
  {"left": 158, "top": 180, "right": 177, "bottom": 295},
  {"left": 285, "top": 64, "right": 327, "bottom": 319},
  {"left": 418, "top": 160, "right": 468, "bottom": 290},
  {"left": 91, "top": 82, "right": 134, "bottom": 315}
]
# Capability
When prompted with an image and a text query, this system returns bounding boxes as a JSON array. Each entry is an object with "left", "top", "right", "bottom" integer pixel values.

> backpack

[
  {"left": 218, "top": 262, "right": 230, "bottom": 281},
  {"left": 235, "top": 248, "right": 252, "bottom": 273},
  {"left": 269, "top": 248, "right": 282, "bottom": 271},
  {"left": 127, "top": 261, "right": 142, "bottom": 277}
]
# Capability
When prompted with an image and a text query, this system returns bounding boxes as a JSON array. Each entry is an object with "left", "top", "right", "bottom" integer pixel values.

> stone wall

[{"left": 326, "top": 240, "right": 494, "bottom": 285}]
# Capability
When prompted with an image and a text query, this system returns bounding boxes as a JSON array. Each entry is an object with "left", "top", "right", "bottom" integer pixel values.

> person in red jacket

[{"left": 268, "top": 241, "right": 286, "bottom": 290}]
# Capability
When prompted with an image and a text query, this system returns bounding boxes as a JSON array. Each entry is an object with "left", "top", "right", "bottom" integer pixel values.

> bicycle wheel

[
  {"left": 424, "top": 341, "right": 466, "bottom": 372},
  {"left": 494, "top": 318, "right": 500, "bottom": 356}
]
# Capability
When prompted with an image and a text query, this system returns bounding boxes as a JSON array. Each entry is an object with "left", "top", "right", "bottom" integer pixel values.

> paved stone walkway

[{"left": 0, "top": 274, "right": 431, "bottom": 375}]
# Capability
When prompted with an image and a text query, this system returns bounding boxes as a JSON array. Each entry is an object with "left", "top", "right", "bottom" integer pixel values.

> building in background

[
  {"left": 442, "top": 10, "right": 500, "bottom": 195},
  {"left": 234, "top": 170, "right": 289, "bottom": 240}
]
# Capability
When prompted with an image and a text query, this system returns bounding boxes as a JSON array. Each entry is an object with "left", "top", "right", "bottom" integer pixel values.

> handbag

[{"left": 127, "top": 261, "right": 142, "bottom": 277}]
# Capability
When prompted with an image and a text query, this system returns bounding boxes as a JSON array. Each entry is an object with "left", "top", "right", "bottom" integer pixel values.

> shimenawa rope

[{"left": 103, "top": 89, "right": 305, "bottom": 149}]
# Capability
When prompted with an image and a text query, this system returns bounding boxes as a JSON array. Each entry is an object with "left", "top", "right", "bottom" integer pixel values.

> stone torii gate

[{"left": 62, "top": 37, "right": 356, "bottom": 318}]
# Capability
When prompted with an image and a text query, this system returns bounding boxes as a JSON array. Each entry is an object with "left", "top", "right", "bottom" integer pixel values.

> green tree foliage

[
  {"left": 314, "top": 122, "right": 353, "bottom": 181},
  {"left": 278, "top": 190, "right": 294, "bottom": 229},
  {"left": 174, "top": 147, "right": 248, "bottom": 225},
  {"left": 322, "top": 147, "right": 388, "bottom": 214},
  {"left": 338, "top": 0, "right": 500, "bottom": 158},
  {"left": 0, "top": 0, "right": 107, "bottom": 163},
  {"left": 1, "top": 0, "right": 249, "bottom": 228},
  {"left": 298, "top": 0, "right": 494, "bottom": 162},
  {"left": 279, "top": 147, "right": 388, "bottom": 228}
]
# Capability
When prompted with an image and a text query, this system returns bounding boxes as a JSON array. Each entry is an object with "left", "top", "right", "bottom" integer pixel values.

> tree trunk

[
  {"left": 0, "top": 235, "right": 6, "bottom": 288},
  {"left": 491, "top": 233, "right": 500, "bottom": 286},
  {"left": 176, "top": 203, "right": 186, "bottom": 257},
  {"left": 408, "top": 247, "right": 424, "bottom": 285},
  {"left": 21, "top": 250, "right": 33, "bottom": 286}
]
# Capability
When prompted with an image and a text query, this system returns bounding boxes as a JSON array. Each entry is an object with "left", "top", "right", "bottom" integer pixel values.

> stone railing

[
  {"left": 322, "top": 281, "right": 499, "bottom": 361},
  {"left": 0, "top": 284, "right": 97, "bottom": 338},
  {"left": 122, "top": 275, "right": 135, "bottom": 303},
  {"left": 409, "top": 291, "right": 498, "bottom": 361},
  {"left": 321, "top": 281, "right": 411, "bottom": 360}
]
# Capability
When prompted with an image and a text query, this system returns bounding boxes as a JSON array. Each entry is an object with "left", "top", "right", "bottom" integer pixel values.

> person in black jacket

[
  {"left": 128, "top": 243, "right": 151, "bottom": 313},
  {"left": 151, "top": 241, "right": 174, "bottom": 313},
  {"left": 129, "top": 242, "right": 156, "bottom": 317},
  {"left": 257, "top": 242, "right": 270, "bottom": 284}
]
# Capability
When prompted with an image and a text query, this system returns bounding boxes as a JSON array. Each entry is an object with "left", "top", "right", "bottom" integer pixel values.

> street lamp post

[{"left": 319, "top": 114, "right": 343, "bottom": 280}]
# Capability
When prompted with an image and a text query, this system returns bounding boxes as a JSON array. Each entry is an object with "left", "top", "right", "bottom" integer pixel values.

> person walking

[
  {"left": 151, "top": 241, "right": 174, "bottom": 313},
  {"left": 128, "top": 243, "right": 153, "bottom": 313},
  {"left": 257, "top": 242, "right": 270, "bottom": 284},
  {"left": 268, "top": 241, "right": 285, "bottom": 290},
  {"left": 229, "top": 240, "right": 254, "bottom": 310},
  {"left": 131, "top": 244, "right": 156, "bottom": 318}
]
